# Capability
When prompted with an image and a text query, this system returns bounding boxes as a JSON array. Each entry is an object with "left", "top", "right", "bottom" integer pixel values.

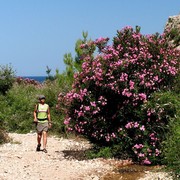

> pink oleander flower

[
  {"left": 153, "top": 75, "right": 159, "bottom": 81},
  {"left": 134, "top": 122, "right": 139, "bottom": 128},
  {"left": 118, "top": 128, "right": 123, "bottom": 132},
  {"left": 85, "top": 106, "right": 90, "bottom": 111},
  {"left": 93, "top": 110, "right": 98, "bottom": 114},
  {"left": 78, "top": 111, "right": 84, "bottom": 117},
  {"left": 67, "top": 127, "right": 73, "bottom": 131},
  {"left": 120, "top": 73, "right": 128, "bottom": 81},
  {"left": 64, "top": 118, "right": 71, "bottom": 125},
  {"left": 129, "top": 80, "right": 135, "bottom": 90},
  {"left": 111, "top": 133, "right": 116, "bottom": 138},
  {"left": 155, "top": 148, "right": 161, "bottom": 156},
  {"left": 143, "top": 158, "right": 151, "bottom": 165},
  {"left": 138, "top": 93, "right": 147, "bottom": 101},
  {"left": 105, "top": 134, "right": 111, "bottom": 142},
  {"left": 133, "top": 144, "right": 144, "bottom": 149},
  {"left": 90, "top": 101, "right": 96, "bottom": 107},
  {"left": 125, "top": 122, "right": 133, "bottom": 129},
  {"left": 138, "top": 153, "right": 145, "bottom": 157},
  {"left": 140, "top": 125, "right": 145, "bottom": 131},
  {"left": 122, "top": 89, "right": 132, "bottom": 97}
]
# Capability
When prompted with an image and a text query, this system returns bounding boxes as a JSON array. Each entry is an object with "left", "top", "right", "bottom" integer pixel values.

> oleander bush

[{"left": 62, "top": 26, "right": 180, "bottom": 164}]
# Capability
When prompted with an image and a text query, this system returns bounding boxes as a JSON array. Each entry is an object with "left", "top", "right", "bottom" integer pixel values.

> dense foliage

[
  {"left": 163, "top": 93, "right": 180, "bottom": 179},
  {"left": 0, "top": 64, "right": 15, "bottom": 95},
  {"left": 62, "top": 26, "right": 180, "bottom": 164},
  {"left": 0, "top": 78, "right": 66, "bottom": 134}
]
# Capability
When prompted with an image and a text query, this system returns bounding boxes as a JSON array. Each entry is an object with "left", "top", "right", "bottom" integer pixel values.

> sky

[{"left": 0, "top": 0, "right": 180, "bottom": 76}]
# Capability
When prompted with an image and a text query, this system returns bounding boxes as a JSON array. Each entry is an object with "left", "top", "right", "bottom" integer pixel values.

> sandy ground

[{"left": 0, "top": 133, "right": 172, "bottom": 180}]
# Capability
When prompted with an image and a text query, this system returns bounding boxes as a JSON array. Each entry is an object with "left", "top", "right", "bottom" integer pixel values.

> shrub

[
  {"left": 0, "top": 64, "right": 15, "bottom": 95},
  {"left": 86, "top": 145, "right": 113, "bottom": 159},
  {"left": 164, "top": 119, "right": 180, "bottom": 179},
  {"left": 1, "top": 79, "right": 66, "bottom": 134},
  {"left": 4, "top": 83, "right": 38, "bottom": 133},
  {"left": 0, "top": 95, "right": 9, "bottom": 144},
  {"left": 163, "top": 94, "right": 180, "bottom": 179},
  {"left": 139, "top": 92, "right": 179, "bottom": 165},
  {"left": 62, "top": 26, "right": 180, "bottom": 164}
]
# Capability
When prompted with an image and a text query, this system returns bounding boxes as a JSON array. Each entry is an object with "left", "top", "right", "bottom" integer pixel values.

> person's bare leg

[
  {"left": 42, "top": 131, "right": 47, "bottom": 150},
  {"left": 37, "top": 132, "right": 42, "bottom": 145},
  {"left": 36, "top": 132, "right": 42, "bottom": 151}
]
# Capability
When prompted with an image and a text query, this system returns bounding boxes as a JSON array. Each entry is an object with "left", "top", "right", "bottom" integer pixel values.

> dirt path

[
  {"left": 0, "top": 133, "right": 172, "bottom": 180},
  {"left": 0, "top": 133, "right": 114, "bottom": 180}
]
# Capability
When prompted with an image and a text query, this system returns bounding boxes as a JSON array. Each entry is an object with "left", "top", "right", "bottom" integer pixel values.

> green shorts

[{"left": 36, "top": 122, "right": 49, "bottom": 133}]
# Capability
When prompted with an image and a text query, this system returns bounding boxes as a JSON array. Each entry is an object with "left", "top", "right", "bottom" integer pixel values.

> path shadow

[{"left": 62, "top": 150, "right": 88, "bottom": 161}]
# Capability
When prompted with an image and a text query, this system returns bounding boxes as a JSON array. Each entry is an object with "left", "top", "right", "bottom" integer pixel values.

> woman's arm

[
  {"left": 47, "top": 106, "right": 52, "bottom": 127},
  {"left": 33, "top": 105, "right": 38, "bottom": 122}
]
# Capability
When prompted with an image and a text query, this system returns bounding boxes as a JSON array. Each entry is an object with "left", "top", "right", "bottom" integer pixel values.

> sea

[{"left": 21, "top": 76, "right": 47, "bottom": 83}]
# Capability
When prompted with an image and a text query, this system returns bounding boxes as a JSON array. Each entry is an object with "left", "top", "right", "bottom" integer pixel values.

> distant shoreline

[{"left": 19, "top": 76, "right": 47, "bottom": 83}]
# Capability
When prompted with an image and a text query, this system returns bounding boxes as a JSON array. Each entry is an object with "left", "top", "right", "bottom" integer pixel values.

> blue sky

[{"left": 0, "top": 0, "right": 180, "bottom": 76}]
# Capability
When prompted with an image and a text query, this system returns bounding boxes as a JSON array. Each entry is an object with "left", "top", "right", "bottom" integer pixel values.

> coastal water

[{"left": 22, "top": 76, "right": 47, "bottom": 83}]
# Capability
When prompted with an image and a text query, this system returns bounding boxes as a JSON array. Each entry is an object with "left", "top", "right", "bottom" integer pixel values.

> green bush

[
  {"left": 0, "top": 64, "right": 15, "bottom": 95},
  {"left": 4, "top": 83, "right": 38, "bottom": 133},
  {"left": 86, "top": 145, "right": 113, "bottom": 159},
  {"left": 0, "top": 94, "right": 8, "bottom": 122},
  {"left": 0, "top": 79, "right": 66, "bottom": 135},
  {"left": 141, "top": 92, "right": 180, "bottom": 164},
  {"left": 163, "top": 95, "right": 180, "bottom": 179}
]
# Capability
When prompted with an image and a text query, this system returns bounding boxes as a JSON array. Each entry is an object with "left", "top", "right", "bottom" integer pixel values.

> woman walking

[{"left": 33, "top": 95, "right": 52, "bottom": 153}]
